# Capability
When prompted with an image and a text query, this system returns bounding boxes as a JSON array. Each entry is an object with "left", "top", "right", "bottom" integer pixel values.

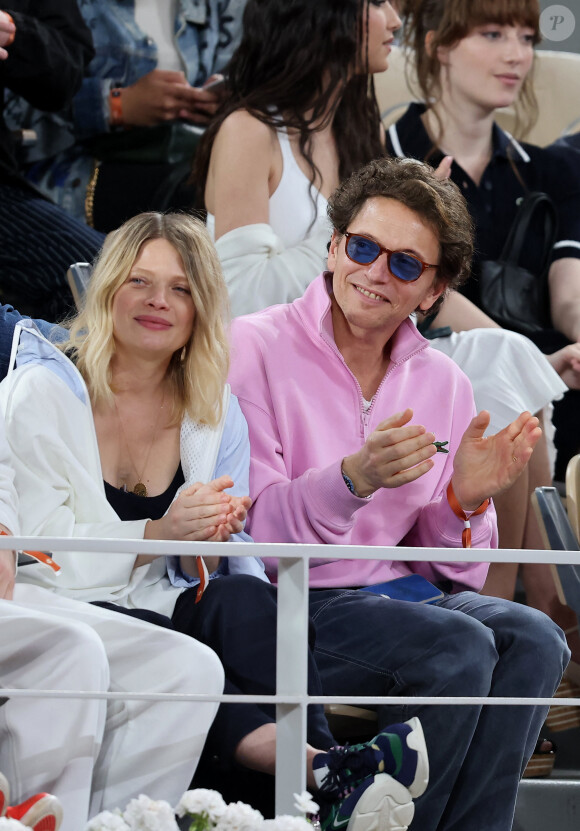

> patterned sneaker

[
  {"left": 319, "top": 772, "right": 415, "bottom": 831},
  {"left": 6, "top": 793, "right": 63, "bottom": 831},
  {"left": 0, "top": 772, "right": 9, "bottom": 817},
  {"left": 313, "top": 717, "right": 429, "bottom": 800}
]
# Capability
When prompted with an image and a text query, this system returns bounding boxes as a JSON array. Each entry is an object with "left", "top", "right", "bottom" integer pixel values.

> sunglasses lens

[
  {"left": 346, "top": 235, "right": 380, "bottom": 264},
  {"left": 390, "top": 252, "right": 423, "bottom": 282}
]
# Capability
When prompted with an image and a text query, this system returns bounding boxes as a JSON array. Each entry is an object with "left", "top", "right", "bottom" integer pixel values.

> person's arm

[
  {"left": 165, "top": 395, "right": 262, "bottom": 588},
  {"left": 1, "top": 367, "right": 148, "bottom": 547},
  {"left": 208, "top": 110, "right": 330, "bottom": 316},
  {"left": 0, "top": 546, "right": 15, "bottom": 600},
  {"left": 1, "top": 0, "right": 94, "bottom": 109},
  {"left": 428, "top": 291, "right": 501, "bottom": 332},
  {"left": 429, "top": 285, "right": 580, "bottom": 389},
  {"left": 549, "top": 258, "right": 580, "bottom": 344}
]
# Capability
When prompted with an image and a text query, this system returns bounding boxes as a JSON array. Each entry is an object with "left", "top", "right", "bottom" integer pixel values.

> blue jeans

[{"left": 310, "top": 588, "right": 569, "bottom": 831}]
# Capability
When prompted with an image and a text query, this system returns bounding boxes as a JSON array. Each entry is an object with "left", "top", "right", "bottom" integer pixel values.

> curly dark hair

[
  {"left": 193, "top": 0, "right": 384, "bottom": 206},
  {"left": 328, "top": 157, "right": 474, "bottom": 314}
]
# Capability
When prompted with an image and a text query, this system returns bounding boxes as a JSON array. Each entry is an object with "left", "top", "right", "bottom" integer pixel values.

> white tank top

[{"left": 207, "top": 124, "right": 328, "bottom": 247}]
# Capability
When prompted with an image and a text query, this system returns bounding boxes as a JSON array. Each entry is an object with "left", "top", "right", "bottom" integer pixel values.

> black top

[
  {"left": 104, "top": 465, "right": 185, "bottom": 522},
  {"left": 385, "top": 103, "right": 580, "bottom": 309},
  {"left": 0, "top": 1, "right": 94, "bottom": 188}
]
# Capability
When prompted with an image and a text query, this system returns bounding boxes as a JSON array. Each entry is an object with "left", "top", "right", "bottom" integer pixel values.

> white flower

[
  {"left": 86, "top": 811, "right": 131, "bottom": 831},
  {"left": 175, "top": 789, "right": 227, "bottom": 821},
  {"left": 292, "top": 792, "right": 319, "bottom": 816},
  {"left": 0, "top": 819, "right": 28, "bottom": 831},
  {"left": 263, "top": 816, "right": 313, "bottom": 831},
  {"left": 214, "top": 801, "right": 263, "bottom": 831},
  {"left": 123, "top": 795, "right": 179, "bottom": 831}
]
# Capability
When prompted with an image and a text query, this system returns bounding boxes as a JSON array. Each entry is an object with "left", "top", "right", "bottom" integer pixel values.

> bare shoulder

[
  {"left": 214, "top": 109, "right": 276, "bottom": 156},
  {"left": 207, "top": 109, "right": 279, "bottom": 231}
]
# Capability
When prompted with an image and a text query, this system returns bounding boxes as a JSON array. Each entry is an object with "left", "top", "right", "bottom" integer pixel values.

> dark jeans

[
  {"left": 174, "top": 575, "right": 568, "bottom": 831},
  {"left": 310, "top": 588, "right": 569, "bottom": 831}
]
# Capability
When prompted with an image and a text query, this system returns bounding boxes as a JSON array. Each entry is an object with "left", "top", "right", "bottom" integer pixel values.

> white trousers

[{"left": 0, "top": 585, "right": 224, "bottom": 831}]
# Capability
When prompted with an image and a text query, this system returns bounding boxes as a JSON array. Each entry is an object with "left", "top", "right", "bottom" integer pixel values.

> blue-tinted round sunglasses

[{"left": 344, "top": 232, "right": 439, "bottom": 282}]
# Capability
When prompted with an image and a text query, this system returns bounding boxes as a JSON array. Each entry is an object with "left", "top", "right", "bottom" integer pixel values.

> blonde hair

[
  {"left": 401, "top": 0, "right": 541, "bottom": 139},
  {"left": 64, "top": 212, "right": 230, "bottom": 427}
]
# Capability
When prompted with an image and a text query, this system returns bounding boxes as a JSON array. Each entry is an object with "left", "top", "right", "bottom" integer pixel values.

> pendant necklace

[{"left": 114, "top": 390, "right": 165, "bottom": 497}]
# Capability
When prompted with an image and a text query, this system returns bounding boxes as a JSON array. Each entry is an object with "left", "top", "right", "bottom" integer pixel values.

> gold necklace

[{"left": 113, "top": 390, "right": 165, "bottom": 497}]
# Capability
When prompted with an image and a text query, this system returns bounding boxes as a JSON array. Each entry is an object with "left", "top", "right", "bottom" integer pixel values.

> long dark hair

[{"left": 193, "top": 0, "right": 384, "bottom": 203}]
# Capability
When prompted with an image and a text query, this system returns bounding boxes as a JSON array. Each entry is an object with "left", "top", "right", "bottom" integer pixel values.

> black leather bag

[{"left": 479, "top": 191, "right": 557, "bottom": 336}]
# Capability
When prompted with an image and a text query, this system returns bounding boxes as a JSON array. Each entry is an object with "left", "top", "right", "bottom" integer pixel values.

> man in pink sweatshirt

[{"left": 228, "top": 157, "right": 569, "bottom": 831}]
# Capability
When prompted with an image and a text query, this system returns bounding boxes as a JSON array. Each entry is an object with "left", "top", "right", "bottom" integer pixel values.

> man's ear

[
  {"left": 418, "top": 280, "right": 446, "bottom": 313},
  {"left": 327, "top": 230, "right": 341, "bottom": 271}
]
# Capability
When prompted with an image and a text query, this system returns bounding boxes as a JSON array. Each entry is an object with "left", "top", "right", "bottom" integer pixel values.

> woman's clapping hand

[{"left": 145, "top": 474, "right": 251, "bottom": 543}]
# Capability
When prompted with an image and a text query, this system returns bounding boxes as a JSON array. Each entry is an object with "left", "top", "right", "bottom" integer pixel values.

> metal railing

[{"left": 7, "top": 536, "right": 580, "bottom": 814}]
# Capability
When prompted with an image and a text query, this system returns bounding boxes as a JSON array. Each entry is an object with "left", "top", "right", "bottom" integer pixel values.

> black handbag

[{"left": 479, "top": 191, "right": 557, "bottom": 336}]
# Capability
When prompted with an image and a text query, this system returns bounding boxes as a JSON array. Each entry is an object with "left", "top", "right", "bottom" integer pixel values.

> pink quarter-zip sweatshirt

[{"left": 229, "top": 273, "right": 496, "bottom": 593}]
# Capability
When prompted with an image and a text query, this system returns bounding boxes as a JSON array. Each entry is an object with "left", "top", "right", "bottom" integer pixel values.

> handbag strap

[{"left": 499, "top": 191, "right": 558, "bottom": 275}]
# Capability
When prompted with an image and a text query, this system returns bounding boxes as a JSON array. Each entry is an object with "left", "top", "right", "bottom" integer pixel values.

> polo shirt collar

[{"left": 388, "top": 101, "right": 531, "bottom": 165}]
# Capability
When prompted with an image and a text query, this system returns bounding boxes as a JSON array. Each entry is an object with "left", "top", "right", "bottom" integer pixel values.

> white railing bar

[
  {"left": 0, "top": 690, "right": 576, "bottom": 707},
  {"left": 9, "top": 534, "right": 580, "bottom": 564}
]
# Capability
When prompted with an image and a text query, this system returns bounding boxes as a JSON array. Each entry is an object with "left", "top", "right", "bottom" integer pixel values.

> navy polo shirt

[{"left": 386, "top": 103, "right": 580, "bottom": 309}]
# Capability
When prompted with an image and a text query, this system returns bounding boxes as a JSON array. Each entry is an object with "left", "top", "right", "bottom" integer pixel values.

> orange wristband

[
  {"left": 109, "top": 87, "right": 123, "bottom": 126},
  {"left": 446, "top": 481, "right": 489, "bottom": 548},
  {"left": 195, "top": 556, "right": 208, "bottom": 604},
  {"left": 0, "top": 529, "right": 61, "bottom": 573},
  {"left": 4, "top": 13, "right": 15, "bottom": 46}
]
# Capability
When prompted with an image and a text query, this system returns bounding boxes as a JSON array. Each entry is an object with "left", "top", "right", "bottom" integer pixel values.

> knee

[
  {"left": 49, "top": 620, "right": 110, "bottom": 691},
  {"left": 420, "top": 614, "right": 498, "bottom": 694},
  {"left": 157, "top": 629, "right": 225, "bottom": 695},
  {"left": 499, "top": 604, "right": 570, "bottom": 692}
]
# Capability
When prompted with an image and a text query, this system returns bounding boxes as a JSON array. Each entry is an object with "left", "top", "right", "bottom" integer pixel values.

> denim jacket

[{"left": 6, "top": 0, "right": 246, "bottom": 217}]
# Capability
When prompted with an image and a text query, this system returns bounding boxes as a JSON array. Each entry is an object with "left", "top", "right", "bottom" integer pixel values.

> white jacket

[{"left": 0, "top": 323, "right": 264, "bottom": 617}]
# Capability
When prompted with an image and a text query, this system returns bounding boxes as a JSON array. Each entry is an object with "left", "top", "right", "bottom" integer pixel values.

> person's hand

[
  {"left": 120, "top": 69, "right": 204, "bottom": 126},
  {"left": 146, "top": 474, "right": 235, "bottom": 542},
  {"left": 341, "top": 408, "right": 437, "bottom": 497},
  {"left": 0, "top": 524, "right": 16, "bottom": 600},
  {"left": 547, "top": 343, "right": 580, "bottom": 389},
  {"left": 217, "top": 493, "right": 252, "bottom": 537},
  {"left": 434, "top": 155, "right": 453, "bottom": 181},
  {"left": 451, "top": 410, "right": 542, "bottom": 511},
  {"left": 183, "top": 74, "right": 227, "bottom": 124},
  {"left": 0, "top": 11, "right": 16, "bottom": 60}
]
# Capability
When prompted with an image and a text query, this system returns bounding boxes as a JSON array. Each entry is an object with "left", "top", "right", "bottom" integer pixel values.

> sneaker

[
  {"left": 6, "top": 793, "right": 63, "bottom": 831},
  {"left": 0, "top": 772, "right": 9, "bottom": 817},
  {"left": 319, "top": 772, "right": 415, "bottom": 831},
  {"left": 313, "top": 717, "right": 429, "bottom": 800}
]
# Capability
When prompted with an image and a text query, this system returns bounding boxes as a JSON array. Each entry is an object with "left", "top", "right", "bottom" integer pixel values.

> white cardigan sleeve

[
  {"left": 0, "top": 365, "right": 146, "bottom": 598},
  {"left": 0, "top": 414, "right": 19, "bottom": 536},
  {"left": 216, "top": 219, "right": 331, "bottom": 316}
]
